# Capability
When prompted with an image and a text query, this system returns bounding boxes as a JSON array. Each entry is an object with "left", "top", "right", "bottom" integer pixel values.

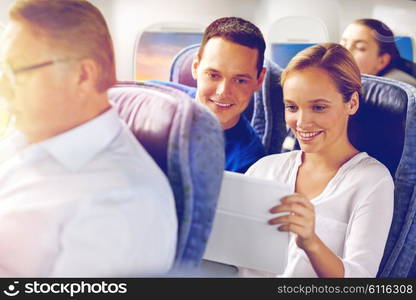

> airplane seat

[
  {"left": 169, "top": 43, "right": 199, "bottom": 88},
  {"left": 349, "top": 75, "right": 408, "bottom": 177},
  {"left": 271, "top": 43, "right": 315, "bottom": 68},
  {"left": 108, "top": 81, "right": 225, "bottom": 272},
  {"left": 395, "top": 36, "right": 414, "bottom": 62},
  {"left": 395, "top": 36, "right": 416, "bottom": 78},
  {"left": 367, "top": 76, "right": 416, "bottom": 278},
  {"left": 169, "top": 44, "right": 287, "bottom": 155},
  {"left": 347, "top": 75, "right": 416, "bottom": 278}
]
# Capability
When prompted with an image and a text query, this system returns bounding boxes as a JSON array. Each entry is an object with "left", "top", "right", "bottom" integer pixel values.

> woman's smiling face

[{"left": 283, "top": 67, "right": 358, "bottom": 154}]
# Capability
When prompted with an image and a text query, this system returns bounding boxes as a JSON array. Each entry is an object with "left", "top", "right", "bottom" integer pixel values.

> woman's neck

[{"left": 301, "top": 141, "right": 359, "bottom": 172}]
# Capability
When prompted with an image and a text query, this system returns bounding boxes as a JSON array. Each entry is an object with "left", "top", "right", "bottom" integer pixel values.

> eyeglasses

[
  {"left": 0, "top": 58, "right": 78, "bottom": 138},
  {"left": 0, "top": 58, "right": 77, "bottom": 86}
]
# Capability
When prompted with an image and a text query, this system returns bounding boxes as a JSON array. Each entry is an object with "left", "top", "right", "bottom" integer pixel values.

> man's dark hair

[{"left": 198, "top": 17, "right": 266, "bottom": 77}]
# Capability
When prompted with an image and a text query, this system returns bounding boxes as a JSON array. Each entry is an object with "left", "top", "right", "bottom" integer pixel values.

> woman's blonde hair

[{"left": 281, "top": 43, "right": 362, "bottom": 103}]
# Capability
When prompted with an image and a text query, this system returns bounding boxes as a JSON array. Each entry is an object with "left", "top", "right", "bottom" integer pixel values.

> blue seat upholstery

[
  {"left": 271, "top": 43, "right": 315, "bottom": 68},
  {"left": 356, "top": 76, "right": 416, "bottom": 278},
  {"left": 169, "top": 44, "right": 286, "bottom": 155},
  {"left": 349, "top": 75, "right": 408, "bottom": 177},
  {"left": 396, "top": 36, "right": 413, "bottom": 62},
  {"left": 108, "top": 82, "right": 225, "bottom": 271},
  {"left": 169, "top": 44, "right": 199, "bottom": 88}
]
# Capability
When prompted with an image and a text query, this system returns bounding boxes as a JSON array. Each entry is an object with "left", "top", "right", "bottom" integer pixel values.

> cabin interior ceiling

[{"left": 0, "top": 0, "right": 415, "bottom": 80}]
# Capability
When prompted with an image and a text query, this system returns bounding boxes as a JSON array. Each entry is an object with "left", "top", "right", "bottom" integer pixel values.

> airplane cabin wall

[
  {"left": 255, "top": 0, "right": 341, "bottom": 42},
  {"left": 0, "top": 0, "right": 415, "bottom": 80},
  {"left": 107, "top": 0, "right": 258, "bottom": 80},
  {"left": 108, "top": 0, "right": 416, "bottom": 80},
  {"left": 339, "top": 0, "right": 416, "bottom": 36},
  {"left": 0, "top": 0, "right": 15, "bottom": 30},
  {"left": 370, "top": 0, "right": 416, "bottom": 61}
]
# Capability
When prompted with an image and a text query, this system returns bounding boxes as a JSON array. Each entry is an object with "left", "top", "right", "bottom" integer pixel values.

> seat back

[
  {"left": 108, "top": 82, "right": 225, "bottom": 270},
  {"left": 395, "top": 36, "right": 414, "bottom": 62},
  {"left": 169, "top": 44, "right": 199, "bottom": 87},
  {"left": 169, "top": 44, "right": 287, "bottom": 155},
  {"left": 349, "top": 75, "right": 408, "bottom": 177},
  {"left": 358, "top": 76, "right": 416, "bottom": 278},
  {"left": 271, "top": 43, "right": 315, "bottom": 68}
]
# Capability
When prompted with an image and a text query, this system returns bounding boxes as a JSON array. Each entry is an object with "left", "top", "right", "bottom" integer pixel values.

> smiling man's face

[{"left": 192, "top": 37, "right": 265, "bottom": 129}]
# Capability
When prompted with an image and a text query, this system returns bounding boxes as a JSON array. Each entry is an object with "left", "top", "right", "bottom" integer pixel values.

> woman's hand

[{"left": 268, "top": 193, "right": 319, "bottom": 252}]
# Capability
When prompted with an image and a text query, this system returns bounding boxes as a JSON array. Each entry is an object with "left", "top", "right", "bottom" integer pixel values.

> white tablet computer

[{"left": 203, "top": 171, "right": 291, "bottom": 274}]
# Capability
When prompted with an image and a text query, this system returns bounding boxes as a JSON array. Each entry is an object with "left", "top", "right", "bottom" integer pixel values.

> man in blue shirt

[{"left": 155, "top": 17, "right": 266, "bottom": 173}]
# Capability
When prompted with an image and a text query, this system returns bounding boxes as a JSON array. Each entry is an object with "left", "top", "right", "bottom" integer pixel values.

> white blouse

[{"left": 239, "top": 150, "right": 394, "bottom": 277}]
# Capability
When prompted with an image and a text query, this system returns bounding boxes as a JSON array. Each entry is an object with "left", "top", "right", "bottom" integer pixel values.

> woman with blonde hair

[{"left": 240, "top": 43, "right": 394, "bottom": 277}]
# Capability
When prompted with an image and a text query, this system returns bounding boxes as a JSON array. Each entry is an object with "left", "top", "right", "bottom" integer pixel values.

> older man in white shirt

[{"left": 0, "top": 0, "right": 177, "bottom": 277}]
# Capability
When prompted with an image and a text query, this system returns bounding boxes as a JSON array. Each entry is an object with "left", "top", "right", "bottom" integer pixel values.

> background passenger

[
  {"left": 341, "top": 18, "right": 416, "bottom": 86},
  {"left": 0, "top": 0, "right": 177, "bottom": 277},
  {"left": 154, "top": 17, "right": 266, "bottom": 173},
  {"left": 240, "top": 43, "right": 394, "bottom": 277}
]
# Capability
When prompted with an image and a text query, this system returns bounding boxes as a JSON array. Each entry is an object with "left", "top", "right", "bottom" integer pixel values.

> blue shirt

[
  {"left": 224, "top": 115, "right": 266, "bottom": 173},
  {"left": 149, "top": 81, "right": 265, "bottom": 173}
]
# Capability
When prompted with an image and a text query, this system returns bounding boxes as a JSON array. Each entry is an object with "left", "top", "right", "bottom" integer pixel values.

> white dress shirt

[
  {"left": 240, "top": 150, "right": 394, "bottom": 277},
  {"left": 0, "top": 107, "right": 177, "bottom": 277}
]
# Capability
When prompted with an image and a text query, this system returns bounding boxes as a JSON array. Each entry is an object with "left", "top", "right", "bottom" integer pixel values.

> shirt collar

[{"left": 39, "top": 107, "right": 122, "bottom": 172}]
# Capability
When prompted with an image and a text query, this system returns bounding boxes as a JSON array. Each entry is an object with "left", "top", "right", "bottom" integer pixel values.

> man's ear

[
  {"left": 255, "top": 67, "right": 266, "bottom": 91},
  {"left": 75, "top": 58, "right": 98, "bottom": 97},
  {"left": 191, "top": 56, "right": 199, "bottom": 80},
  {"left": 375, "top": 53, "right": 391, "bottom": 74},
  {"left": 347, "top": 91, "right": 359, "bottom": 115}
]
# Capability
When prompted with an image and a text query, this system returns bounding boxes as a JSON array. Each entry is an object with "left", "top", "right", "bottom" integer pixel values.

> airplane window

[{"left": 135, "top": 31, "right": 202, "bottom": 81}]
